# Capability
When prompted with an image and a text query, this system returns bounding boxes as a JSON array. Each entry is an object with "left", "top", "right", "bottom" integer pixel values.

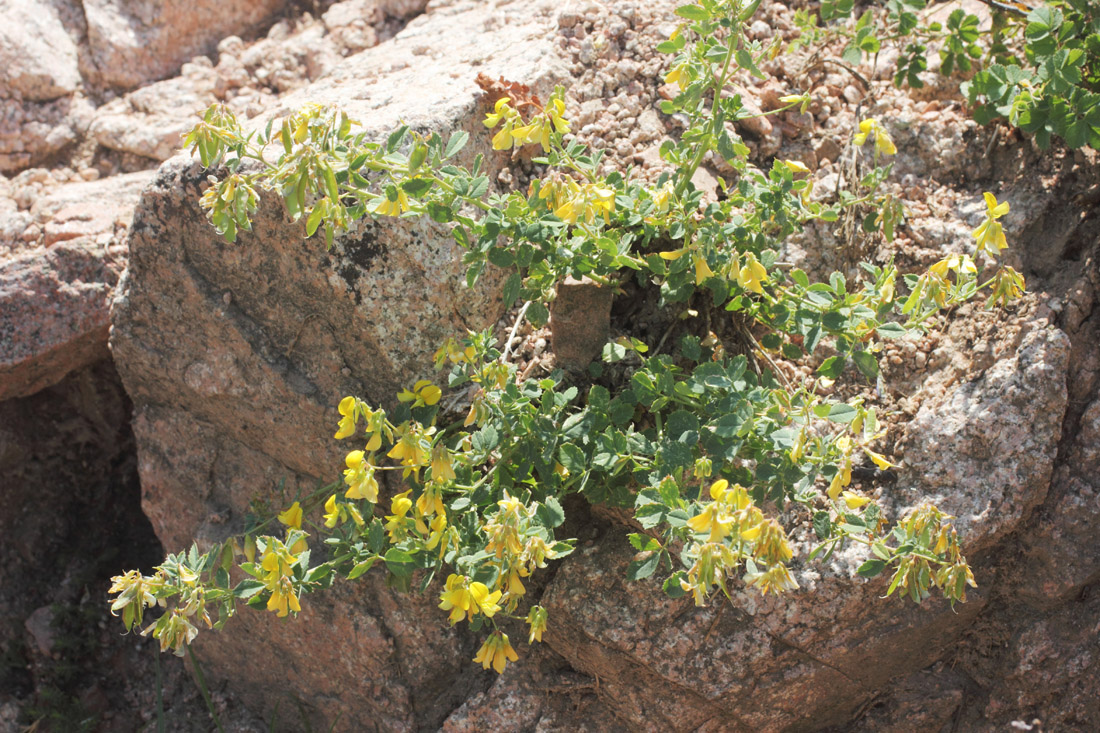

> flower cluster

[
  {"left": 483, "top": 95, "right": 570, "bottom": 152},
  {"left": 680, "top": 480, "right": 798, "bottom": 604}
]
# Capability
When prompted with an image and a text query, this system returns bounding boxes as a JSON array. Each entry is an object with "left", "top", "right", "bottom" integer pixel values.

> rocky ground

[{"left": 2, "top": 0, "right": 1099, "bottom": 730}]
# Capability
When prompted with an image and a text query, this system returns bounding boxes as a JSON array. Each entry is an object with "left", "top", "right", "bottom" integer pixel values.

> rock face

[
  {"left": 82, "top": 0, "right": 289, "bottom": 90},
  {"left": 0, "top": 0, "right": 82, "bottom": 102},
  {"left": 0, "top": 171, "right": 151, "bottom": 401}
]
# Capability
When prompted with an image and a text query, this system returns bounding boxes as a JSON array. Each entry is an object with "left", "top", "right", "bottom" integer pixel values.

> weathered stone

[
  {"left": 541, "top": 526, "right": 984, "bottom": 731},
  {"left": 82, "top": 0, "right": 289, "bottom": 90},
  {"left": 896, "top": 321, "right": 1070, "bottom": 551},
  {"left": 0, "top": 171, "right": 150, "bottom": 401},
  {"left": 552, "top": 276, "right": 614, "bottom": 369},
  {"left": 0, "top": 95, "right": 94, "bottom": 175},
  {"left": 90, "top": 64, "right": 218, "bottom": 162},
  {"left": 0, "top": 0, "right": 82, "bottom": 101}
]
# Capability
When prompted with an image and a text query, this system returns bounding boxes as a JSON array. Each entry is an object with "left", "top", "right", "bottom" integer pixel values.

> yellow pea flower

[
  {"left": 266, "top": 576, "right": 302, "bottom": 617},
  {"left": 473, "top": 632, "right": 519, "bottom": 674},
  {"left": 782, "top": 159, "right": 811, "bottom": 175},
  {"left": 863, "top": 447, "right": 895, "bottom": 470},
  {"left": 384, "top": 490, "right": 414, "bottom": 542},
  {"left": 853, "top": 118, "right": 896, "bottom": 156},
  {"left": 374, "top": 188, "right": 410, "bottom": 217},
  {"left": 438, "top": 574, "right": 502, "bottom": 624},
  {"left": 344, "top": 450, "right": 379, "bottom": 503},
  {"left": 841, "top": 490, "right": 871, "bottom": 510},
  {"left": 277, "top": 502, "right": 303, "bottom": 530},
  {"left": 526, "top": 605, "right": 548, "bottom": 644},
  {"left": 987, "top": 265, "right": 1026, "bottom": 308},
  {"left": 693, "top": 251, "right": 715, "bottom": 285},
  {"left": 397, "top": 379, "right": 442, "bottom": 407},
  {"left": 323, "top": 494, "right": 341, "bottom": 528},
  {"left": 752, "top": 519, "right": 794, "bottom": 565},
  {"left": 744, "top": 563, "right": 799, "bottom": 595},
  {"left": 737, "top": 252, "right": 768, "bottom": 294},
  {"left": 334, "top": 396, "right": 358, "bottom": 439},
  {"left": 547, "top": 98, "right": 570, "bottom": 134},
  {"left": 492, "top": 120, "right": 516, "bottom": 151},
  {"left": 483, "top": 97, "right": 513, "bottom": 128},
  {"left": 972, "top": 192, "right": 1010, "bottom": 258},
  {"left": 665, "top": 63, "right": 689, "bottom": 89}
]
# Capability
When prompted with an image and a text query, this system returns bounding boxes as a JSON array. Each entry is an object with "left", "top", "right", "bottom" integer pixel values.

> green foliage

[
  {"left": 111, "top": 0, "right": 1028, "bottom": 675},
  {"left": 816, "top": 0, "right": 1100, "bottom": 149}
]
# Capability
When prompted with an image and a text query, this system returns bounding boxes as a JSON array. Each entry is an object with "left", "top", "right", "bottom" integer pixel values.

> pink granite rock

[{"left": 0, "top": 171, "right": 151, "bottom": 401}]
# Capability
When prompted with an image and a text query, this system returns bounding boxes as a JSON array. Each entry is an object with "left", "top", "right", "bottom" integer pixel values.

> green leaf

[
  {"left": 857, "top": 559, "right": 887, "bottom": 578},
  {"left": 826, "top": 403, "right": 859, "bottom": 423},
  {"left": 487, "top": 247, "right": 515, "bottom": 268},
  {"left": 817, "top": 355, "right": 846, "bottom": 379},
  {"left": 663, "top": 571, "right": 688, "bottom": 598},
  {"left": 472, "top": 425, "right": 500, "bottom": 452},
  {"left": 527, "top": 301, "right": 550, "bottom": 326},
  {"left": 876, "top": 322, "right": 907, "bottom": 338},
  {"left": 401, "top": 178, "right": 433, "bottom": 197},
  {"left": 444, "top": 131, "right": 469, "bottom": 159},
  {"left": 347, "top": 557, "right": 379, "bottom": 580},
  {"left": 468, "top": 176, "right": 490, "bottom": 199},
  {"left": 628, "top": 533, "right": 661, "bottom": 552},
  {"left": 812, "top": 511, "right": 832, "bottom": 540},
  {"left": 559, "top": 443, "right": 586, "bottom": 473},
  {"left": 536, "top": 496, "right": 566, "bottom": 528},
  {"left": 675, "top": 4, "right": 710, "bottom": 22},
  {"left": 502, "top": 272, "right": 521, "bottom": 307},
  {"left": 384, "top": 548, "right": 415, "bottom": 577},
  {"left": 627, "top": 552, "right": 662, "bottom": 581},
  {"left": 852, "top": 349, "right": 880, "bottom": 380}
]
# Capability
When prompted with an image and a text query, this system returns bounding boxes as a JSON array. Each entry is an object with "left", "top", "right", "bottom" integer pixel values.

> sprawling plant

[
  {"left": 800, "top": 0, "right": 1100, "bottom": 149},
  {"left": 111, "top": 0, "right": 1028, "bottom": 674}
]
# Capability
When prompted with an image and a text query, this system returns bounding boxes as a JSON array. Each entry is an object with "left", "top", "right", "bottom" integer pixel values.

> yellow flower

[
  {"left": 693, "top": 251, "right": 714, "bottom": 285},
  {"left": 387, "top": 424, "right": 432, "bottom": 478},
  {"left": 737, "top": 252, "right": 768, "bottom": 294},
  {"left": 687, "top": 503, "right": 734, "bottom": 543},
  {"left": 853, "top": 118, "right": 896, "bottom": 156},
  {"left": 782, "top": 159, "right": 811, "bottom": 175},
  {"left": 278, "top": 502, "right": 303, "bottom": 530},
  {"left": 426, "top": 514, "right": 449, "bottom": 553},
  {"left": 397, "top": 379, "right": 442, "bottom": 407},
  {"left": 987, "top": 265, "right": 1026, "bottom": 308},
  {"left": 323, "top": 494, "right": 341, "bottom": 528},
  {"left": 483, "top": 97, "right": 513, "bottom": 128},
  {"left": 744, "top": 563, "right": 799, "bottom": 595},
  {"left": 260, "top": 541, "right": 302, "bottom": 618},
  {"left": 841, "top": 490, "right": 871, "bottom": 510},
  {"left": 752, "top": 519, "right": 794, "bottom": 565},
  {"left": 384, "top": 490, "right": 414, "bottom": 542},
  {"left": 547, "top": 98, "right": 570, "bottom": 134},
  {"left": 526, "top": 605, "right": 548, "bottom": 644},
  {"left": 862, "top": 448, "right": 895, "bottom": 470},
  {"left": 827, "top": 459, "right": 852, "bottom": 500},
  {"left": 334, "top": 396, "right": 358, "bottom": 439},
  {"left": 344, "top": 450, "right": 379, "bottom": 503},
  {"left": 143, "top": 609, "right": 200, "bottom": 656},
  {"left": 266, "top": 576, "right": 302, "bottom": 617},
  {"left": 109, "top": 570, "right": 157, "bottom": 631},
  {"left": 665, "top": 64, "right": 688, "bottom": 89},
  {"left": 972, "top": 192, "right": 1010, "bottom": 258},
  {"left": 473, "top": 632, "right": 519, "bottom": 674},
  {"left": 374, "top": 188, "right": 410, "bottom": 217},
  {"left": 417, "top": 480, "right": 447, "bottom": 517},
  {"left": 438, "top": 574, "right": 503, "bottom": 624},
  {"left": 492, "top": 120, "right": 516, "bottom": 151}
]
